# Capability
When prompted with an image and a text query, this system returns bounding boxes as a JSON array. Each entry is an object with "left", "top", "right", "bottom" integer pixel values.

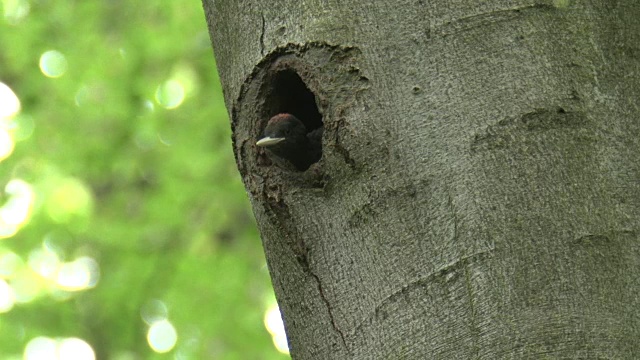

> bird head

[
  {"left": 256, "top": 113, "right": 322, "bottom": 170},
  {"left": 256, "top": 113, "right": 308, "bottom": 151}
]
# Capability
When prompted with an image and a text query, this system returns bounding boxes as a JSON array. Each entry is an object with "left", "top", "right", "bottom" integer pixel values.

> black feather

[{"left": 258, "top": 114, "right": 322, "bottom": 170}]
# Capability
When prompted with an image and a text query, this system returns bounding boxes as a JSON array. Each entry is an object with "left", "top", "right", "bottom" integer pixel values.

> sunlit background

[{"left": 0, "top": 1, "right": 289, "bottom": 359}]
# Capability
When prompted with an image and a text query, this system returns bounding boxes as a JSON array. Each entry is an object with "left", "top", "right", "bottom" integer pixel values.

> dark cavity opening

[
  {"left": 268, "top": 70, "right": 322, "bottom": 132},
  {"left": 262, "top": 70, "right": 323, "bottom": 171}
]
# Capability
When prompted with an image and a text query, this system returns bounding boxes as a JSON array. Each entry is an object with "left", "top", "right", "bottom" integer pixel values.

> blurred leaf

[{"left": 0, "top": 1, "right": 288, "bottom": 358}]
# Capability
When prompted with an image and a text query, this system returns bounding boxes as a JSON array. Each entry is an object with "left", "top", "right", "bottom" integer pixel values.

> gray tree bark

[{"left": 202, "top": 1, "right": 640, "bottom": 358}]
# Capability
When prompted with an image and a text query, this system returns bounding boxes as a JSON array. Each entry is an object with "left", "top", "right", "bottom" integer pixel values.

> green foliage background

[{"left": 0, "top": 1, "right": 287, "bottom": 358}]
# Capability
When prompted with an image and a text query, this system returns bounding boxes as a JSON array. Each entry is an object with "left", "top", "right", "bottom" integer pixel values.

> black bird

[{"left": 256, "top": 113, "right": 322, "bottom": 170}]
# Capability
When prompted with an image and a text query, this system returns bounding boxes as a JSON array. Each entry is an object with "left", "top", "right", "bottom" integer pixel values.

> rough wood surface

[{"left": 203, "top": 1, "right": 640, "bottom": 358}]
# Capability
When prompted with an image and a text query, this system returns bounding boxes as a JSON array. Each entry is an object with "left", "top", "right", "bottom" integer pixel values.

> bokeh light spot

[
  {"left": 24, "top": 336, "right": 57, "bottom": 360},
  {"left": 0, "top": 82, "right": 21, "bottom": 119},
  {"left": 0, "top": 82, "right": 22, "bottom": 157},
  {"left": 141, "top": 299, "right": 168, "bottom": 325},
  {"left": 147, "top": 319, "right": 178, "bottom": 353},
  {"left": 0, "top": 250, "right": 23, "bottom": 278},
  {"left": 0, "top": 179, "right": 35, "bottom": 238},
  {"left": 9, "top": 114, "right": 35, "bottom": 141},
  {"left": 0, "top": 278, "right": 16, "bottom": 312},
  {"left": 28, "top": 246, "right": 60, "bottom": 279},
  {"left": 58, "top": 337, "right": 96, "bottom": 360},
  {"left": 24, "top": 336, "right": 95, "bottom": 360},
  {"left": 0, "top": 224, "right": 17, "bottom": 238},
  {"left": 11, "top": 268, "right": 42, "bottom": 303},
  {"left": 56, "top": 256, "right": 100, "bottom": 291},
  {"left": 46, "top": 178, "right": 93, "bottom": 223},
  {"left": 143, "top": 99, "right": 155, "bottom": 112},
  {"left": 74, "top": 84, "right": 106, "bottom": 107},
  {"left": 264, "top": 305, "right": 289, "bottom": 354},
  {"left": 74, "top": 86, "right": 90, "bottom": 107},
  {"left": 39, "top": 50, "right": 68, "bottom": 78},
  {"left": 155, "top": 80, "right": 184, "bottom": 109},
  {"left": 0, "top": 128, "right": 14, "bottom": 161},
  {"left": 172, "top": 63, "right": 198, "bottom": 96},
  {"left": 2, "top": 0, "right": 30, "bottom": 25}
]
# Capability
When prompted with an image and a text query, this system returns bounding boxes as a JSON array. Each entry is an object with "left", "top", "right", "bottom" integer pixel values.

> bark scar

[
  {"left": 334, "top": 118, "right": 356, "bottom": 169},
  {"left": 350, "top": 250, "right": 492, "bottom": 337},
  {"left": 308, "top": 268, "right": 349, "bottom": 352},
  {"left": 260, "top": 14, "right": 266, "bottom": 56}
]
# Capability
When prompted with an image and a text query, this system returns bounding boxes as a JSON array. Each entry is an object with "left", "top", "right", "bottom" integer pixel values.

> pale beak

[{"left": 256, "top": 136, "right": 285, "bottom": 147}]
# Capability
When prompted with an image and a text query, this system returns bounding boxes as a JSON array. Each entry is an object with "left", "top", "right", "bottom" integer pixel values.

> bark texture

[{"left": 203, "top": 1, "right": 640, "bottom": 358}]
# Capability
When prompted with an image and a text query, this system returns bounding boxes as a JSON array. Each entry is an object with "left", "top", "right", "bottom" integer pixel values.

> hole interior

[
  {"left": 262, "top": 69, "right": 323, "bottom": 171},
  {"left": 268, "top": 70, "right": 322, "bottom": 131}
]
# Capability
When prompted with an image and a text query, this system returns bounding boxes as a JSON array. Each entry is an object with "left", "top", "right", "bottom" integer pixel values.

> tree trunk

[{"left": 202, "top": 1, "right": 640, "bottom": 358}]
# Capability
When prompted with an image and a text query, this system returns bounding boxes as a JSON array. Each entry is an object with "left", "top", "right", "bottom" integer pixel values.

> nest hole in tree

[{"left": 262, "top": 69, "right": 323, "bottom": 171}]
